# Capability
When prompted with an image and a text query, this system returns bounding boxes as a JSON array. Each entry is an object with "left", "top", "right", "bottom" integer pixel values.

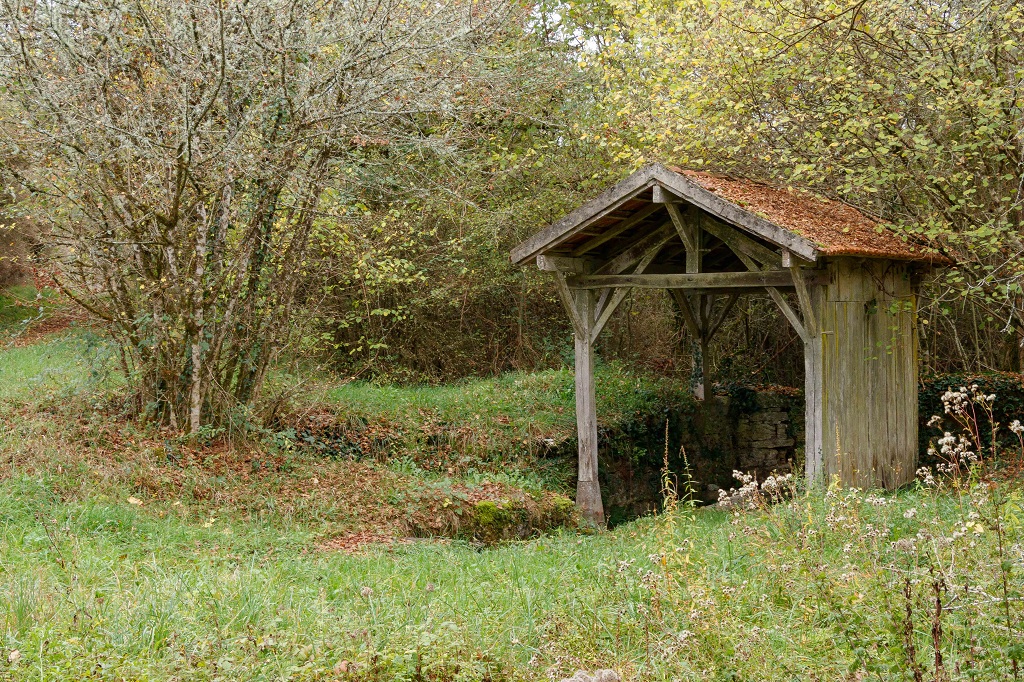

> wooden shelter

[{"left": 511, "top": 164, "right": 947, "bottom": 524}]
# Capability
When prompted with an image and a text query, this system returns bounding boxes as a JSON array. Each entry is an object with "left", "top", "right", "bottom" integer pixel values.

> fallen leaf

[
  {"left": 127, "top": 497, "right": 143, "bottom": 506},
  {"left": 7, "top": 650, "right": 20, "bottom": 664}
]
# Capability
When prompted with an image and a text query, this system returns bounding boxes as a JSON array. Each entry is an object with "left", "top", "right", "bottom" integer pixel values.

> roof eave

[
  {"left": 510, "top": 163, "right": 825, "bottom": 267},
  {"left": 648, "top": 164, "right": 821, "bottom": 262},
  {"left": 509, "top": 166, "right": 661, "bottom": 266}
]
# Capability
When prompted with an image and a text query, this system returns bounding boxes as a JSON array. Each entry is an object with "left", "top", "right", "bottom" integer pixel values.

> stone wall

[{"left": 598, "top": 387, "right": 803, "bottom": 524}]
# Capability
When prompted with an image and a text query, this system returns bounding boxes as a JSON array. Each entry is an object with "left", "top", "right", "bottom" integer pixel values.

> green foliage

[
  {"left": 575, "top": 0, "right": 1024, "bottom": 373},
  {"left": 919, "top": 371, "right": 1024, "bottom": 458}
]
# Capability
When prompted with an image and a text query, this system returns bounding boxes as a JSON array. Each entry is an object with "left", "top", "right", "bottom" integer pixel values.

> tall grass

[{"left": 1, "top": 461, "right": 1022, "bottom": 681}]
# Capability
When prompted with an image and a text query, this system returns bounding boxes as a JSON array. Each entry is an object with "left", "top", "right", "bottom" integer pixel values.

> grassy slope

[
  {"left": 2, "top": 305, "right": 1023, "bottom": 681},
  {"left": 317, "top": 368, "right": 694, "bottom": 494}
]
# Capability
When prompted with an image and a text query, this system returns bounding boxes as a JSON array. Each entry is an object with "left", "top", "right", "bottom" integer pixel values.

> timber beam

[{"left": 568, "top": 270, "right": 826, "bottom": 290}]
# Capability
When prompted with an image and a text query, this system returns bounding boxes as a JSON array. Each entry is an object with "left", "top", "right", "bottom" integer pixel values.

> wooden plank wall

[{"left": 816, "top": 258, "right": 918, "bottom": 488}]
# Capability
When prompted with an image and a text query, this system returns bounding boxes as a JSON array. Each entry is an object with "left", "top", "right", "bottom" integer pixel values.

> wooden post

[
  {"left": 572, "top": 288, "right": 604, "bottom": 525},
  {"left": 665, "top": 203, "right": 708, "bottom": 399},
  {"left": 692, "top": 334, "right": 706, "bottom": 401},
  {"left": 803, "top": 319, "right": 824, "bottom": 483}
]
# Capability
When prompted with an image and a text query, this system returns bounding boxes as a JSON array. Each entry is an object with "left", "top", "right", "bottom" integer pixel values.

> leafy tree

[
  {"left": 578, "top": 0, "right": 1024, "bottom": 371},
  {"left": 0, "top": 0, "right": 527, "bottom": 430}
]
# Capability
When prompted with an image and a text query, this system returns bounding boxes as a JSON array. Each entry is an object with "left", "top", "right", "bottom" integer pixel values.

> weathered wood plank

[
  {"left": 569, "top": 270, "right": 804, "bottom": 290},
  {"left": 511, "top": 167, "right": 659, "bottom": 264},
  {"left": 790, "top": 265, "right": 819, "bottom": 332},
  {"left": 767, "top": 288, "right": 809, "bottom": 343},
  {"left": 669, "top": 290, "right": 702, "bottom": 340},
  {"left": 537, "top": 255, "right": 589, "bottom": 273},
  {"left": 652, "top": 184, "right": 682, "bottom": 204},
  {"left": 554, "top": 273, "right": 586, "bottom": 338},
  {"left": 804, "top": 331, "right": 824, "bottom": 483},
  {"left": 591, "top": 236, "right": 665, "bottom": 341},
  {"left": 664, "top": 203, "right": 697, "bottom": 253},
  {"left": 573, "top": 288, "right": 603, "bottom": 525},
  {"left": 814, "top": 257, "right": 918, "bottom": 490},
  {"left": 700, "top": 215, "right": 782, "bottom": 269},
  {"left": 571, "top": 203, "right": 663, "bottom": 257},
  {"left": 593, "top": 223, "right": 675, "bottom": 276}
]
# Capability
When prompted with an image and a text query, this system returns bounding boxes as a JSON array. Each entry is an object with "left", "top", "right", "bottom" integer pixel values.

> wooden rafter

[
  {"left": 571, "top": 203, "right": 662, "bottom": 257},
  {"left": 590, "top": 235, "right": 666, "bottom": 342},
  {"left": 594, "top": 222, "right": 675, "bottom": 276}
]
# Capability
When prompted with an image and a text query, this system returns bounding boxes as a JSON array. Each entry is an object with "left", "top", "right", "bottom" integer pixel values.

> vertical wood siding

[{"left": 814, "top": 258, "right": 918, "bottom": 488}]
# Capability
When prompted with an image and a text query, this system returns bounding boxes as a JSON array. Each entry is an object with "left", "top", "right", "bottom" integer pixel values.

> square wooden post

[
  {"left": 803, "top": 328, "right": 824, "bottom": 483},
  {"left": 573, "top": 288, "right": 604, "bottom": 525}
]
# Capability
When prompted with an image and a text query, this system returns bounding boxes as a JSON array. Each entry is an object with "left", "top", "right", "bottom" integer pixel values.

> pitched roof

[
  {"left": 674, "top": 169, "right": 943, "bottom": 262},
  {"left": 510, "top": 164, "right": 947, "bottom": 266}
]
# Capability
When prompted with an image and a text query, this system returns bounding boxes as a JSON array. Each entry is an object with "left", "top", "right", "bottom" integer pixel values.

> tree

[
  {"left": 0, "top": 0, "right": 522, "bottom": 431},
  {"left": 577, "top": 0, "right": 1024, "bottom": 371}
]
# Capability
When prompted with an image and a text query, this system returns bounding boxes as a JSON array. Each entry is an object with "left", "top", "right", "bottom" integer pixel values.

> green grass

[
  {"left": 0, "top": 331, "right": 114, "bottom": 401},
  {"left": 319, "top": 365, "right": 695, "bottom": 492},
  {"left": 0, "top": 285, "right": 120, "bottom": 402},
  {"left": 0, "top": 285, "right": 62, "bottom": 331},
  {"left": 0, "top": 332, "right": 120, "bottom": 402},
  {"left": 2, "top": 330, "right": 1023, "bottom": 680},
  {"left": 1, "top": 462, "right": 1022, "bottom": 681},
  {"left": 327, "top": 365, "right": 686, "bottom": 435}
]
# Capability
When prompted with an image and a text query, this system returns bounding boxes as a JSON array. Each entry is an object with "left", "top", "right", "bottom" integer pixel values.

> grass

[
  {"left": 314, "top": 366, "right": 695, "bottom": 493},
  {"left": 0, "top": 332, "right": 118, "bottom": 402},
  {"left": 0, "top": 285, "right": 62, "bottom": 331},
  {"left": 2, "top": 310, "right": 1023, "bottom": 680},
  {"left": 1, "top": 457, "right": 1023, "bottom": 680},
  {"left": 325, "top": 366, "right": 683, "bottom": 438},
  {"left": 0, "top": 285, "right": 117, "bottom": 402}
]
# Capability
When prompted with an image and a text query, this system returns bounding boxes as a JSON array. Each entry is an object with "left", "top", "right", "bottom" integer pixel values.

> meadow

[{"left": 1, "top": 292, "right": 1023, "bottom": 681}]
